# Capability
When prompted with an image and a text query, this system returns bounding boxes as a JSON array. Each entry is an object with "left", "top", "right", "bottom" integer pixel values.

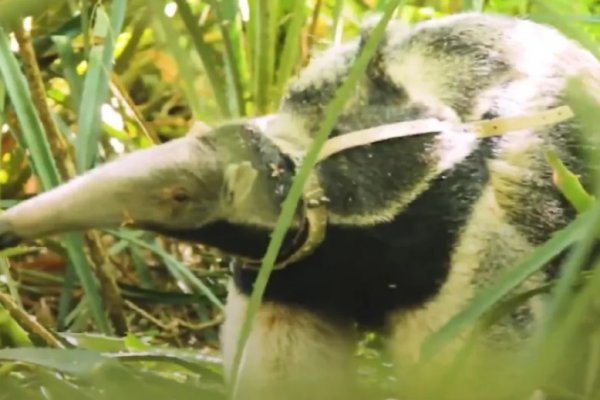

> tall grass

[
  {"left": 229, "top": 1, "right": 403, "bottom": 394},
  {"left": 0, "top": 0, "right": 599, "bottom": 399}
]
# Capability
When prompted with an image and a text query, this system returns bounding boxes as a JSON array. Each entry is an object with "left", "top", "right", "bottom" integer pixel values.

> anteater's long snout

[{"left": 0, "top": 132, "right": 221, "bottom": 250}]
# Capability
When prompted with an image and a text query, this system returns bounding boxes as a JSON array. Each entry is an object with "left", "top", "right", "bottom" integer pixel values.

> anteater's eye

[{"left": 172, "top": 189, "right": 191, "bottom": 203}]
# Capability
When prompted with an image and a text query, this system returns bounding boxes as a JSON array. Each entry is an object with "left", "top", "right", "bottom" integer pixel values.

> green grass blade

[
  {"left": 546, "top": 150, "right": 595, "bottom": 213},
  {"left": 129, "top": 246, "right": 156, "bottom": 290},
  {"left": 229, "top": 0, "right": 405, "bottom": 394},
  {"left": 375, "top": 0, "right": 389, "bottom": 12},
  {"left": 173, "top": 0, "right": 230, "bottom": 118},
  {"left": 542, "top": 202, "right": 600, "bottom": 326},
  {"left": 75, "top": 1, "right": 127, "bottom": 172},
  {"left": 114, "top": 10, "right": 148, "bottom": 74},
  {"left": 331, "top": 0, "right": 344, "bottom": 42},
  {"left": 0, "top": 27, "right": 111, "bottom": 334},
  {"left": 274, "top": 0, "right": 307, "bottom": 100},
  {"left": 56, "top": 262, "right": 79, "bottom": 331},
  {"left": 221, "top": 0, "right": 248, "bottom": 115},
  {"left": 107, "top": 229, "right": 224, "bottom": 310},
  {"left": 81, "top": 0, "right": 92, "bottom": 57},
  {"left": 205, "top": 0, "right": 246, "bottom": 117},
  {"left": 0, "top": 245, "right": 37, "bottom": 258},
  {"left": 0, "top": 306, "right": 33, "bottom": 347},
  {"left": 529, "top": 257, "right": 600, "bottom": 388},
  {"left": 266, "top": 0, "right": 280, "bottom": 110},
  {"left": 249, "top": 0, "right": 272, "bottom": 113},
  {"left": 0, "top": 0, "right": 69, "bottom": 29},
  {"left": 52, "top": 35, "right": 83, "bottom": 109},
  {"left": 0, "top": 257, "right": 22, "bottom": 308},
  {"left": 0, "top": 28, "right": 61, "bottom": 188},
  {"left": 542, "top": 131, "right": 600, "bottom": 332},
  {"left": 150, "top": 1, "right": 207, "bottom": 120},
  {"left": 469, "top": 0, "right": 485, "bottom": 12},
  {"left": 420, "top": 210, "right": 591, "bottom": 360},
  {"left": 0, "top": 348, "right": 117, "bottom": 374},
  {"left": 0, "top": 75, "right": 4, "bottom": 200},
  {"left": 0, "top": 76, "right": 6, "bottom": 114},
  {"left": 0, "top": 200, "right": 19, "bottom": 208},
  {"left": 64, "top": 234, "right": 112, "bottom": 334},
  {"left": 531, "top": 0, "right": 600, "bottom": 60}
]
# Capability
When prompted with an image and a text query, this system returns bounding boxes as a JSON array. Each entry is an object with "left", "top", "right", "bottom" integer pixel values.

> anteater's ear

[
  {"left": 223, "top": 162, "right": 259, "bottom": 207},
  {"left": 359, "top": 15, "right": 410, "bottom": 96},
  {"left": 187, "top": 121, "right": 212, "bottom": 137},
  {"left": 359, "top": 13, "right": 410, "bottom": 43}
]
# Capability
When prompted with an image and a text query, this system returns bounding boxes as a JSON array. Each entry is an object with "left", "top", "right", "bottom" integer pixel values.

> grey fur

[
  {"left": 279, "top": 12, "right": 596, "bottom": 229},
  {"left": 0, "top": 12, "right": 598, "bottom": 400}
]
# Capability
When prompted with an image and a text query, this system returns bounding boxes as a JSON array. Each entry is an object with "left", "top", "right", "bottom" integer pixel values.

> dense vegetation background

[{"left": 1, "top": 0, "right": 600, "bottom": 399}]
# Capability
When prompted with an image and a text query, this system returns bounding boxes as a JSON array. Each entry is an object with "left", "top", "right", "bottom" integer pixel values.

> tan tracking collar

[
  {"left": 244, "top": 105, "right": 575, "bottom": 270},
  {"left": 318, "top": 105, "right": 574, "bottom": 161}
]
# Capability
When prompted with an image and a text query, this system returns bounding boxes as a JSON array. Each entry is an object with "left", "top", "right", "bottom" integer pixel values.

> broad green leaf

[{"left": 0, "top": 348, "right": 113, "bottom": 375}]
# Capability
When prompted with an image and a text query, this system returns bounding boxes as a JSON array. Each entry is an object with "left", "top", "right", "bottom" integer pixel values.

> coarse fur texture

[
  {"left": 0, "top": 11, "right": 599, "bottom": 400},
  {"left": 218, "top": 12, "right": 599, "bottom": 399}
]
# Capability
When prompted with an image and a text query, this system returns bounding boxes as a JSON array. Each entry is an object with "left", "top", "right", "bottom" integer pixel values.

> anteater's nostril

[{"left": 0, "top": 220, "right": 22, "bottom": 250}]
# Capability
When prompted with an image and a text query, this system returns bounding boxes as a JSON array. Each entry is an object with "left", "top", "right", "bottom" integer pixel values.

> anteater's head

[
  {"left": 3, "top": 16, "right": 535, "bottom": 251},
  {"left": 0, "top": 119, "right": 302, "bottom": 249}
]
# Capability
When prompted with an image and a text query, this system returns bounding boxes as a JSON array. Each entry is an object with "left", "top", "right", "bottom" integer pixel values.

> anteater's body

[{"left": 0, "top": 12, "right": 598, "bottom": 400}]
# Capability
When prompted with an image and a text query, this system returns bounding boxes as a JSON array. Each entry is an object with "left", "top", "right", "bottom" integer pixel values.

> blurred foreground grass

[{"left": 0, "top": 0, "right": 600, "bottom": 399}]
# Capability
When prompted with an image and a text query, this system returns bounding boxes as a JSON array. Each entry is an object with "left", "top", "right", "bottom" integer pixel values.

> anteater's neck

[{"left": 191, "top": 139, "right": 494, "bottom": 329}]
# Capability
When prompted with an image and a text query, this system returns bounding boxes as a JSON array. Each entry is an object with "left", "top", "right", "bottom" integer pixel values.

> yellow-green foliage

[{"left": 0, "top": 1, "right": 599, "bottom": 399}]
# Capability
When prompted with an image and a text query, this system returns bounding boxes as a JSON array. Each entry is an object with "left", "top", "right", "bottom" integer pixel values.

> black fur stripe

[{"left": 231, "top": 139, "right": 492, "bottom": 328}]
